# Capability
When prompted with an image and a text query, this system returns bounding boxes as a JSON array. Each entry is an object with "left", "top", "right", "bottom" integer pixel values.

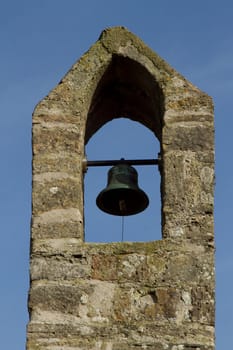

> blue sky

[{"left": 0, "top": 1, "right": 232, "bottom": 348}]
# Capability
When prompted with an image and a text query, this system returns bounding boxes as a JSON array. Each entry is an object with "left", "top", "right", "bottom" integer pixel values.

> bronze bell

[{"left": 96, "top": 163, "right": 149, "bottom": 216}]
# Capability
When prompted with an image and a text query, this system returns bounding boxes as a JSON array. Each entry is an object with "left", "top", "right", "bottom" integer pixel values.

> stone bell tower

[{"left": 27, "top": 27, "right": 215, "bottom": 349}]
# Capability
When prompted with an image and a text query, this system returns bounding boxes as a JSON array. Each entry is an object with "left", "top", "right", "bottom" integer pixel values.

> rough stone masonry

[{"left": 27, "top": 27, "right": 215, "bottom": 349}]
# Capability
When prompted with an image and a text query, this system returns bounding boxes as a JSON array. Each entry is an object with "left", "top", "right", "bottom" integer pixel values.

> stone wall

[{"left": 27, "top": 27, "right": 215, "bottom": 349}]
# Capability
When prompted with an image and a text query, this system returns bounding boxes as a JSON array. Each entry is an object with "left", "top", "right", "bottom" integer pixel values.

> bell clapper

[
  {"left": 121, "top": 215, "right": 125, "bottom": 242},
  {"left": 119, "top": 199, "right": 127, "bottom": 213}
]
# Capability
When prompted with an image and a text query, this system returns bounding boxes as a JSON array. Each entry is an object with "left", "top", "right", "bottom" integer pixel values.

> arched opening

[
  {"left": 84, "top": 54, "right": 164, "bottom": 242},
  {"left": 84, "top": 118, "right": 161, "bottom": 242},
  {"left": 85, "top": 54, "right": 164, "bottom": 143}
]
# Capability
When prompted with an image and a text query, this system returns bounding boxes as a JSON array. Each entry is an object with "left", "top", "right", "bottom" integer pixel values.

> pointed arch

[
  {"left": 31, "top": 26, "right": 214, "bottom": 244},
  {"left": 85, "top": 54, "right": 164, "bottom": 143}
]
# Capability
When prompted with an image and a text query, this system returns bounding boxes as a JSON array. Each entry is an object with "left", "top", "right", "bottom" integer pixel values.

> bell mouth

[{"left": 96, "top": 187, "right": 149, "bottom": 216}]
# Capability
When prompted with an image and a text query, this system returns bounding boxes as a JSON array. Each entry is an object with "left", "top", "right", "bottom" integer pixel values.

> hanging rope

[{"left": 121, "top": 216, "right": 125, "bottom": 242}]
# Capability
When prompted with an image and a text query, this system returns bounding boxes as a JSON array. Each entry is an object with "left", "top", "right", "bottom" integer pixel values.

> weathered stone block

[
  {"left": 162, "top": 151, "right": 214, "bottom": 217},
  {"left": 29, "top": 280, "right": 116, "bottom": 324},
  {"left": 191, "top": 286, "right": 215, "bottom": 325},
  {"left": 31, "top": 208, "right": 83, "bottom": 239},
  {"left": 32, "top": 177, "right": 80, "bottom": 215},
  {"left": 31, "top": 221, "right": 83, "bottom": 239},
  {"left": 33, "top": 154, "right": 82, "bottom": 175},
  {"left": 163, "top": 124, "right": 214, "bottom": 151},
  {"left": 91, "top": 252, "right": 167, "bottom": 283},
  {"left": 33, "top": 124, "right": 82, "bottom": 155},
  {"left": 30, "top": 256, "right": 91, "bottom": 281}
]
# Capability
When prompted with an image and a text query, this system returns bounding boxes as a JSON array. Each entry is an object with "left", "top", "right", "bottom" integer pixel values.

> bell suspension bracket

[{"left": 82, "top": 154, "right": 161, "bottom": 172}]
